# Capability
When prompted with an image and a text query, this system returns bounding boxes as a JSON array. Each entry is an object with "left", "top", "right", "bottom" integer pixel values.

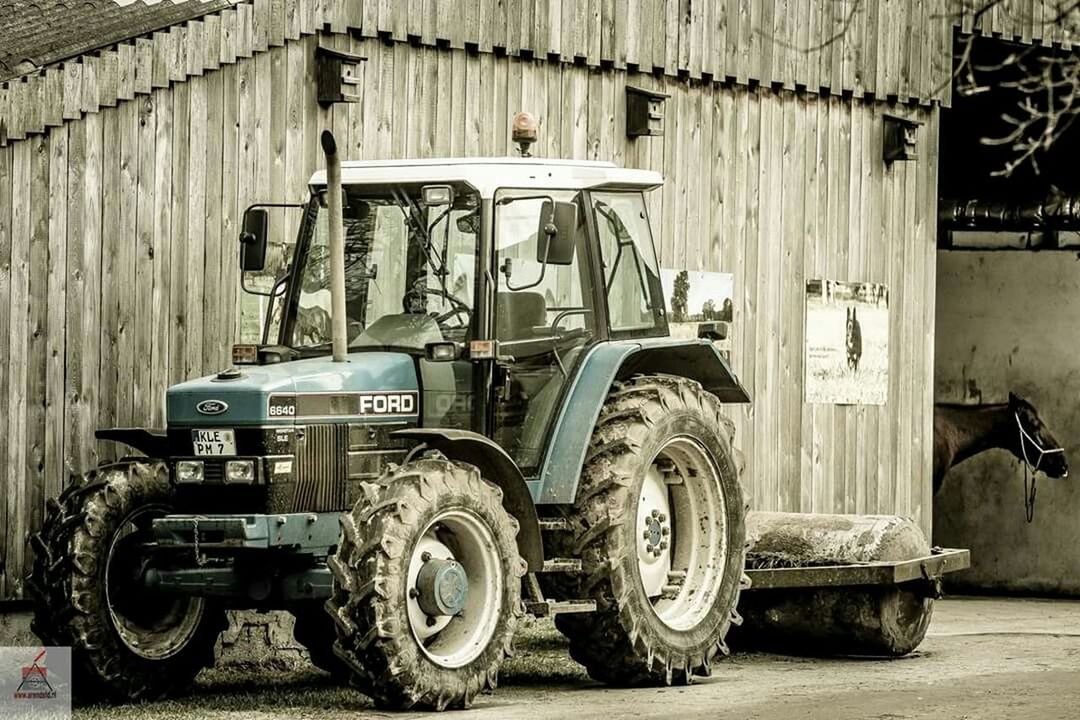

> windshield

[{"left": 286, "top": 183, "right": 479, "bottom": 351}]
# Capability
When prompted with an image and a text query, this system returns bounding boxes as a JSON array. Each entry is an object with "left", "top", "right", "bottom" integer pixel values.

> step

[
  {"left": 537, "top": 518, "right": 571, "bottom": 531},
  {"left": 540, "top": 558, "right": 582, "bottom": 573},
  {"left": 525, "top": 599, "right": 597, "bottom": 617}
]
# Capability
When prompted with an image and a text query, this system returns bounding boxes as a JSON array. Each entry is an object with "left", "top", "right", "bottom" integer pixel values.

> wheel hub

[
  {"left": 642, "top": 509, "right": 670, "bottom": 556},
  {"left": 415, "top": 557, "right": 469, "bottom": 617}
]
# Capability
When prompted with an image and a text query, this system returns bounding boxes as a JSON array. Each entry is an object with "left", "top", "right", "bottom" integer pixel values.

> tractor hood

[{"left": 166, "top": 351, "right": 420, "bottom": 426}]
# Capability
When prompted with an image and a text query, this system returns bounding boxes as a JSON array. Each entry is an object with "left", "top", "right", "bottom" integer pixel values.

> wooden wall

[
  {"left": 0, "top": 2, "right": 940, "bottom": 600},
  {"left": 954, "top": 0, "right": 1080, "bottom": 47}
]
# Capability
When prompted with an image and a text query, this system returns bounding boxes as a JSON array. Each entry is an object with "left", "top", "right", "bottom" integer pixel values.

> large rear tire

[
  {"left": 543, "top": 374, "right": 749, "bottom": 685},
  {"left": 27, "top": 462, "right": 227, "bottom": 703},
  {"left": 327, "top": 458, "right": 525, "bottom": 710}
]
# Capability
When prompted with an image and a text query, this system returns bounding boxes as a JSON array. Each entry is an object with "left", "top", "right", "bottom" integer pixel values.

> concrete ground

[{"left": 74, "top": 596, "right": 1080, "bottom": 720}]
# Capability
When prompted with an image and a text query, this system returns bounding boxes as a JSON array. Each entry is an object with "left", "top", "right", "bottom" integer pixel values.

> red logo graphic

[{"left": 13, "top": 649, "right": 56, "bottom": 700}]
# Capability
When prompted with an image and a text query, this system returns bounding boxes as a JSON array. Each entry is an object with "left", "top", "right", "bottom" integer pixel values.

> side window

[
  {"left": 493, "top": 190, "right": 594, "bottom": 341},
  {"left": 593, "top": 191, "right": 665, "bottom": 334}
]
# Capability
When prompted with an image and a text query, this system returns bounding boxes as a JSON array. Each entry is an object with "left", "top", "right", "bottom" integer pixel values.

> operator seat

[{"left": 496, "top": 291, "right": 547, "bottom": 341}]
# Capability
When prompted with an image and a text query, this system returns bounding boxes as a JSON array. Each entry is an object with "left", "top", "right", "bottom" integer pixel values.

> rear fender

[
  {"left": 390, "top": 429, "right": 544, "bottom": 571},
  {"left": 535, "top": 339, "right": 750, "bottom": 505}
]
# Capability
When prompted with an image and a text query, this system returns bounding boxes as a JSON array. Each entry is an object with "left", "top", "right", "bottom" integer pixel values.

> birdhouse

[
  {"left": 883, "top": 114, "right": 922, "bottom": 163},
  {"left": 315, "top": 46, "right": 366, "bottom": 107},
  {"left": 625, "top": 85, "right": 669, "bottom": 138}
]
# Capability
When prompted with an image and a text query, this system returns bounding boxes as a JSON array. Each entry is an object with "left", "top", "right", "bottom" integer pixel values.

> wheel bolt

[
  {"left": 426, "top": 616, "right": 437, "bottom": 627},
  {"left": 409, "top": 588, "right": 419, "bottom": 599},
  {"left": 643, "top": 530, "right": 651, "bottom": 540},
  {"left": 661, "top": 527, "right": 670, "bottom": 536},
  {"left": 421, "top": 551, "right": 431, "bottom": 562},
  {"left": 659, "top": 541, "right": 668, "bottom": 550},
  {"left": 658, "top": 514, "right": 667, "bottom": 522},
  {"left": 651, "top": 509, "right": 659, "bottom": 518}
]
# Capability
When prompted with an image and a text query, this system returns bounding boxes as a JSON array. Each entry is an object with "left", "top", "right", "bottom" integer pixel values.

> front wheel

[
  {"left": 27, "top": 462, "right": 227, "bottom": 703},
  {"left": 543, "top": 374, "right": 749, "bottom": 685},
  {"left": 327, "top": 459, "right": 525, "bottom": 710}
]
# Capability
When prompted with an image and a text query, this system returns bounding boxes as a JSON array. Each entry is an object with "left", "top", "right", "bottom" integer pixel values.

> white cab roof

[{"left": 308, "top": 157, "right": 663, "bottom": 197}]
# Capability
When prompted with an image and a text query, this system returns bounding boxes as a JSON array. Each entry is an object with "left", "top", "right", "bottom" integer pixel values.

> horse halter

[{"left": 1015, "top": 412, "right": 1066, "bottom": 523}]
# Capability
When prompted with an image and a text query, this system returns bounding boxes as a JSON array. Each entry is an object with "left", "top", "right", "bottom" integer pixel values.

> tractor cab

[{"left": 214, "top": 158, "right": 671, "bottom": 479}]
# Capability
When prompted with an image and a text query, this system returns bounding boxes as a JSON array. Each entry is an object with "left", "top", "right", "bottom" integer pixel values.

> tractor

[{"left": 27, "top": 125, "right": 752, "bottom": 710}]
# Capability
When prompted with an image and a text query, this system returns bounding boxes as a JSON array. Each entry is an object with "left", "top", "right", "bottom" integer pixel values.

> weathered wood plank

[
  {"left": 0, "top": 143, "right": 13, "bottom": 597},
  {"left": 63, "top": 120, "right": 86, "bottom": 480},
  {"left": 116, "top": 100, "right": 138, "bottom": 426},
  {"left": 98, "top": 109, "right": 122, "bottom": 463},
  {"left": 6, "top": 141, "right": 31, "bottom": 598},
  {"left": 150, "top": 88, "right": 173, "bottom": 424},
  {"left": 81, "top": 111, "right": 104, "bottom": 471},
  {"left": 133, "top": 95, "right": 156, "bottom": 426},
  {"left": 187, "top": 76, "right": 208, "bottom": 379},
  {"left": 44, "top": 129, "right": 68, "bottom": 503}
]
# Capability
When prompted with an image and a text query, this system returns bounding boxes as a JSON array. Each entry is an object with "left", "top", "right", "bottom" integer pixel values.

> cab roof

[{"left": 308, "top": 157, "right": 663, "bottom": 197}]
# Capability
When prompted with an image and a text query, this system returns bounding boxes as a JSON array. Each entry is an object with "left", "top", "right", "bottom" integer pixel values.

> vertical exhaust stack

[{"left": 320, "top": 130, "right": 348, "bottom": 363}]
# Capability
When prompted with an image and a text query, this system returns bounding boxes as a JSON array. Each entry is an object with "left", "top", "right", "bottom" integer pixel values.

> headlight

[
  {"left": 176, "top": 461, "right": 204, "bottom": 484},
  {"left": 226, "top": 460, "right": 256, "bottom": 484}
]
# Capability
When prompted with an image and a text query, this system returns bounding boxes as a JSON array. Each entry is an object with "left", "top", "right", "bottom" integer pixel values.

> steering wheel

[
  {"left": 426, "top": 286, "right": 472, "bottom": 327},
  {"left": 402, "top": 280, "right": 472, "bottom": 329}
]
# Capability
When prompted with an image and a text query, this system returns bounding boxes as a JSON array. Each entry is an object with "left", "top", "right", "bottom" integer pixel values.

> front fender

[
  {"left": 391, "top": 428, "right": 544, "bottom": 571},
  {"left": 535, "top": 339, "right": 750, "bottom": 505}
]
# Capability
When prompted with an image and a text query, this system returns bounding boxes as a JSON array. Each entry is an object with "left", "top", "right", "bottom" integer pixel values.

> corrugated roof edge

[{"left": 0, "top": 0, "right": 234, "bottom": 83}]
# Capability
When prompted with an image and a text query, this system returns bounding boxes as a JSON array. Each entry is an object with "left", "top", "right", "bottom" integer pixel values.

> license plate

[{"left": 192, "top": 429, "right": 236, "bottom": 456}]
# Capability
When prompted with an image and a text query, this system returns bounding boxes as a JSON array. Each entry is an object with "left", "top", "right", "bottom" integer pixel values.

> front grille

[
  {"left": 293, "top": 424, "right": 348, "bottom": 512},
  {"left": 203, "top": 460, "right": 225, "bottom": 483}
]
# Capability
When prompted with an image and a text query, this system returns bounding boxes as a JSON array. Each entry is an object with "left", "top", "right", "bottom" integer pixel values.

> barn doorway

[{"left": 934, "top": 34, "right": 1080, "bottom": 595}]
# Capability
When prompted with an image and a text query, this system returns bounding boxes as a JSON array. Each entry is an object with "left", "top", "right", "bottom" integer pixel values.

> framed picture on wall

[{"left": 805, "top": 279, "right": 889, "bottom": 405}]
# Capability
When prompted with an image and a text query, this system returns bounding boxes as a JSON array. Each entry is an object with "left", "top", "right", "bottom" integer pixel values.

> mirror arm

[{"left": 504, "top": 237, "right": 551, "bottom": 292}]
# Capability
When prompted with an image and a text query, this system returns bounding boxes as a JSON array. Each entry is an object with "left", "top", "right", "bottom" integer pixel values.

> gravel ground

[{"left": 74, "top": 596, "right": 1080, "bottom": 720}]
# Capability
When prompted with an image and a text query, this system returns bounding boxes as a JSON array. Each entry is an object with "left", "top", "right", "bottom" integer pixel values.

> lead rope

[{"left": 1016, "top": 412, "right": 1066, "bottom": 524}]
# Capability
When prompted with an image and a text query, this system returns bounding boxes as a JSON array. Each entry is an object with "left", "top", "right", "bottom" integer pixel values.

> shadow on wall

[{"left": 934, "top": 250, "right": 1080, "bottom": 596}]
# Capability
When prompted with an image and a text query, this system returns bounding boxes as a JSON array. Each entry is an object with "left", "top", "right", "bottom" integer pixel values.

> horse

[
  {"left": 932, "top": 392, "right": 1069, "bottom": 497},
  {"left": 845, "top": 306, "right": 863, "bottom": 372}
]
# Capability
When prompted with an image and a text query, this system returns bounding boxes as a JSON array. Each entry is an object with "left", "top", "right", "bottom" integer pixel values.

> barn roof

[{"left": 0, "top": 0, "right": 234, "bottom": 82}]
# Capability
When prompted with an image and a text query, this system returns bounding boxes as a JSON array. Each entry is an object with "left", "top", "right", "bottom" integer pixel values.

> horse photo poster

[
  {"left": 805, "top": 279, "right": 889, "bottom": 405},
  {"left": 660, "top": 269, "right": 734, "bottom": 353}
]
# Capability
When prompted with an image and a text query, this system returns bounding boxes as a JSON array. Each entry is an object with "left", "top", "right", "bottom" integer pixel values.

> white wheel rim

[
  {"left": 105, "top": 506, "right": 205, "bottom": 660},
  {"left": 636, "top": 436, "right": 728, "bottom": 631},
  {"left": 406, "top": 509, "right": 503, "bottom": 669}
]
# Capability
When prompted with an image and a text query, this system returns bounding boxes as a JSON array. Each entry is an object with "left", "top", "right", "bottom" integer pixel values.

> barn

[{"left": 0, "top": 0, "right": 1071, "bottom": 611}]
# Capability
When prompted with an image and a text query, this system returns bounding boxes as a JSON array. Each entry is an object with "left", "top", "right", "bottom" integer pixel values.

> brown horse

[{"left": 933, "top": 392, "right": 1069, "bottom": 495}]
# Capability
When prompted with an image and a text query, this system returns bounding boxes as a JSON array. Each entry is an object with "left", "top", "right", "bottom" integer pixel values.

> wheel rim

[
  {"left": 406, "top": 509, "right": 503, "bottom": 669},
  {"left": 636, "top": 436, "right": 728, "bottom": 631},
  {"left": 105, "top": 505, "right": 205, "bottom": 660}
]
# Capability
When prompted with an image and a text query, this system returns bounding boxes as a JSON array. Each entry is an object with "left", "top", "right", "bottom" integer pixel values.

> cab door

[{"left": 490, "top": 189, "right": 599, "bottom": 473}]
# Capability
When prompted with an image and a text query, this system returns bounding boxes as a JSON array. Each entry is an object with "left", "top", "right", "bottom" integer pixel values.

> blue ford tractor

[{"left": 28, "top": 129, "right": 751, "bottom": 710}]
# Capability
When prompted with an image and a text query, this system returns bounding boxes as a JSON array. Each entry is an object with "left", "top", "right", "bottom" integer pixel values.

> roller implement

[{"left": 28, "top": 121, "right": 967, "bottom": 711}]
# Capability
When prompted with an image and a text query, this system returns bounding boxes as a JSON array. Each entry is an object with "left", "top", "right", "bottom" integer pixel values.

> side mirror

[
  {"left": 536, "top": 200, "right": 577, "bottom": 265},
  {"left": 698, "top": 321, "right": 729, "bottom": 341},
  {"left": 239, "top": 207, "right": 269, "bottom": 272}
]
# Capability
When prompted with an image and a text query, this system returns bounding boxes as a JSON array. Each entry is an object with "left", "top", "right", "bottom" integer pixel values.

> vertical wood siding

[{"left": 0, "top": 25, "right": 938, "bottom": 598}]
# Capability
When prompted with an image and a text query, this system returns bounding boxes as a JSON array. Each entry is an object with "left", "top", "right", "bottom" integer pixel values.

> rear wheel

[
  {"left": 27, "top": 462, "right": 227, "bottom": 703},
  {"left": 327, "top": 458, "right": 525, "bottom": 710},
  {"left": 544, "top": 374, "right": 749, "bottom": 685}
]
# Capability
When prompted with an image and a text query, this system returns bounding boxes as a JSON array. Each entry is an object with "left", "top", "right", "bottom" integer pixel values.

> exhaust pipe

[{"left": 320, "top": 130, "right": 348, "bottom": 363}]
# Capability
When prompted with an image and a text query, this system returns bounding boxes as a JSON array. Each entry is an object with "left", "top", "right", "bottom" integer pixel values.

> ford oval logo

[{"left": 196, "top": 399, "right": 229, "bottom": 416}]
